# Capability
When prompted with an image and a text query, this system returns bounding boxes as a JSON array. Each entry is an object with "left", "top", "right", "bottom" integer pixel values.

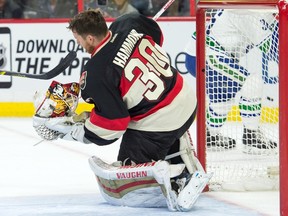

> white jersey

[
  {"left": 184, "top": 32, "right": 196, "bottom": 57},
  {"left": 208, "top": 9, "right": 276, "bottom": 58}
]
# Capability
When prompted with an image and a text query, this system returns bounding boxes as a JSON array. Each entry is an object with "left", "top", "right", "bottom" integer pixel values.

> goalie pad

[
  {"left": 88, "top": 156, "right": 186, "bottom": 211},
  {"left": 165, "top": 131, "right": 205, "bottom": 174},
  {"left": 88, "top": 156, "right": 212, "bottom": 212}
]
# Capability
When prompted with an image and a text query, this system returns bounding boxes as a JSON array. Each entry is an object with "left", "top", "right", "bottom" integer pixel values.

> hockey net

[{"left": 196, "top": 1, "right": 280, "bottom": 192}]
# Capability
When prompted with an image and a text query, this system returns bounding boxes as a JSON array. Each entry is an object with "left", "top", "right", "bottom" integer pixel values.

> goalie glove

[
  {"left": 58, "top": 122, "right": 90, "bottom": 143},
  {"left": 46, "top": 112, "right": 90, "bottom": 143},
  {"left": 33, "top": 115, "right": 63, "bottom": 141},
  {"left": 33, "top": 112, "right": 90, "bottom": 142},
  {"left": 33, "top": 111, "right": 90, "bottom": 141}
]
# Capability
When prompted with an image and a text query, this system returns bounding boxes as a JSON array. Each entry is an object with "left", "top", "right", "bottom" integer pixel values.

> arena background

[{"left": 0, "top": 19, "right": 196, "bottom": 116}]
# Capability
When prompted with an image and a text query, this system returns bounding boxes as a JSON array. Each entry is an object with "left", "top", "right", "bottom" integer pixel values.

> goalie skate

[{"left": 177, "top": 171, "right": 213, "bottom": 212}]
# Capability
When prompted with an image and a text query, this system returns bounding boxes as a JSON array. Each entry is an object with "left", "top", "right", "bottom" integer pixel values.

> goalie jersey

[{"left": 80, "top": 13, "right": 196, "bottom": 145}]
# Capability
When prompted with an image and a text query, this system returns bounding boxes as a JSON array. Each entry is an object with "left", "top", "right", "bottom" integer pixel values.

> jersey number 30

[{"left": 125, "top": 38, "right": 173, "bottom": 101}]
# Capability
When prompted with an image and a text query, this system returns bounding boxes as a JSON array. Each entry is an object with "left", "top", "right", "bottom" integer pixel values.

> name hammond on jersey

[{"left": 113, "top": 29, "right": 143, "bottom": 68}]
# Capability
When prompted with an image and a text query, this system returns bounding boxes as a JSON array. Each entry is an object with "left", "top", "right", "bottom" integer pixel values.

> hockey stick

[
  {"left": 0, "top": 51, "right": 77, "bottom": 80},
  {"left": 152, "top": 0, "right": 176, "bottom": 20}
]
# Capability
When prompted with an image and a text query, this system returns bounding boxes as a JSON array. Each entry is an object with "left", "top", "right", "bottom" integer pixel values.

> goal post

[
  {"left": 278, "top": 2, "right": 288, "bottom": 216},
  {"left": 195, "top": 0, "right": 288, "bottom": 215}
]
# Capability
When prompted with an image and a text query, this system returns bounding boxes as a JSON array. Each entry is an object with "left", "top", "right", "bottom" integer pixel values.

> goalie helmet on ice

[
  {"left": 33, "top": 80, "right": 80, "bottom": 140},
  {"left": 34, "top": 80, "right": 80, "bottom": 118}
]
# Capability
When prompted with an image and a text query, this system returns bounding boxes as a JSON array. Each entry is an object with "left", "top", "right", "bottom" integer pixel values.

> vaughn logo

[
  {"left": 115, "top": 161, "right": 157, "bottom": 179},
  {"left": 116, "top": 171, "right": 148, "bottom": 179}
]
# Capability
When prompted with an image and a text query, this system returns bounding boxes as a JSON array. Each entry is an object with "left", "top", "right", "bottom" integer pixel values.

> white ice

[{"left": 0, "top": 118, "right": 279, "bottom": 216}]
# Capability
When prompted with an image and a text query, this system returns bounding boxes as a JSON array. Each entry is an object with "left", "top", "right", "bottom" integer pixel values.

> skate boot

[
  {"left": 242, "top": 127, "right": 278, "bottom": 154},
  {"left": 206, "top": 129, "right": 236, "bottom": 149},
  {"left": 174, "top": 171, "right": 213, "bottom": 212}
]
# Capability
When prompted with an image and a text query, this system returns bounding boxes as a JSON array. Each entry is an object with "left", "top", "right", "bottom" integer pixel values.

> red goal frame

[{"left": 195, "top": 1, "right": 288, "bottom": 215}]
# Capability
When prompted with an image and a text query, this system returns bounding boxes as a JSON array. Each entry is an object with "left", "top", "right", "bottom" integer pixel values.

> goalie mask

[
  {"left": 33, "top": 81, "right": 80, "bottom": 140},
  {"left": 34, "top": 80, "right": 80, "bottom": 118}
]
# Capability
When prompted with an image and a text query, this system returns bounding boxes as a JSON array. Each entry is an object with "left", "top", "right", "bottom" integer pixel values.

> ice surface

[{"left": 0, "top": 118, "right": 279, "bottom": 216}]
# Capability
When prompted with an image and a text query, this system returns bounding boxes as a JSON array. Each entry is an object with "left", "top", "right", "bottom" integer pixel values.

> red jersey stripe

[
  {"left": 91, "top": 31, "right": 112, "bottom": 57},
  {"left": 90, "top": 108, "right": 130, "bottom": 131}
]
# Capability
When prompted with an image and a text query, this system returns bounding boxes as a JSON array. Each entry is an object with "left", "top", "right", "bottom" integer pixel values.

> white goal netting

[{"left": 203, "top": 8, "right": 279, "bottom": 191}]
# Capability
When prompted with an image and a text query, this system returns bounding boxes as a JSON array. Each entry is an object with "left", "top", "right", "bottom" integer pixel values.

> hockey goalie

[
  {"left": 32, "top": 80, "right": 212, "bottom": 212},
  {"left": 32, "top": 10, "right": 212, "bottom": 212}
]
